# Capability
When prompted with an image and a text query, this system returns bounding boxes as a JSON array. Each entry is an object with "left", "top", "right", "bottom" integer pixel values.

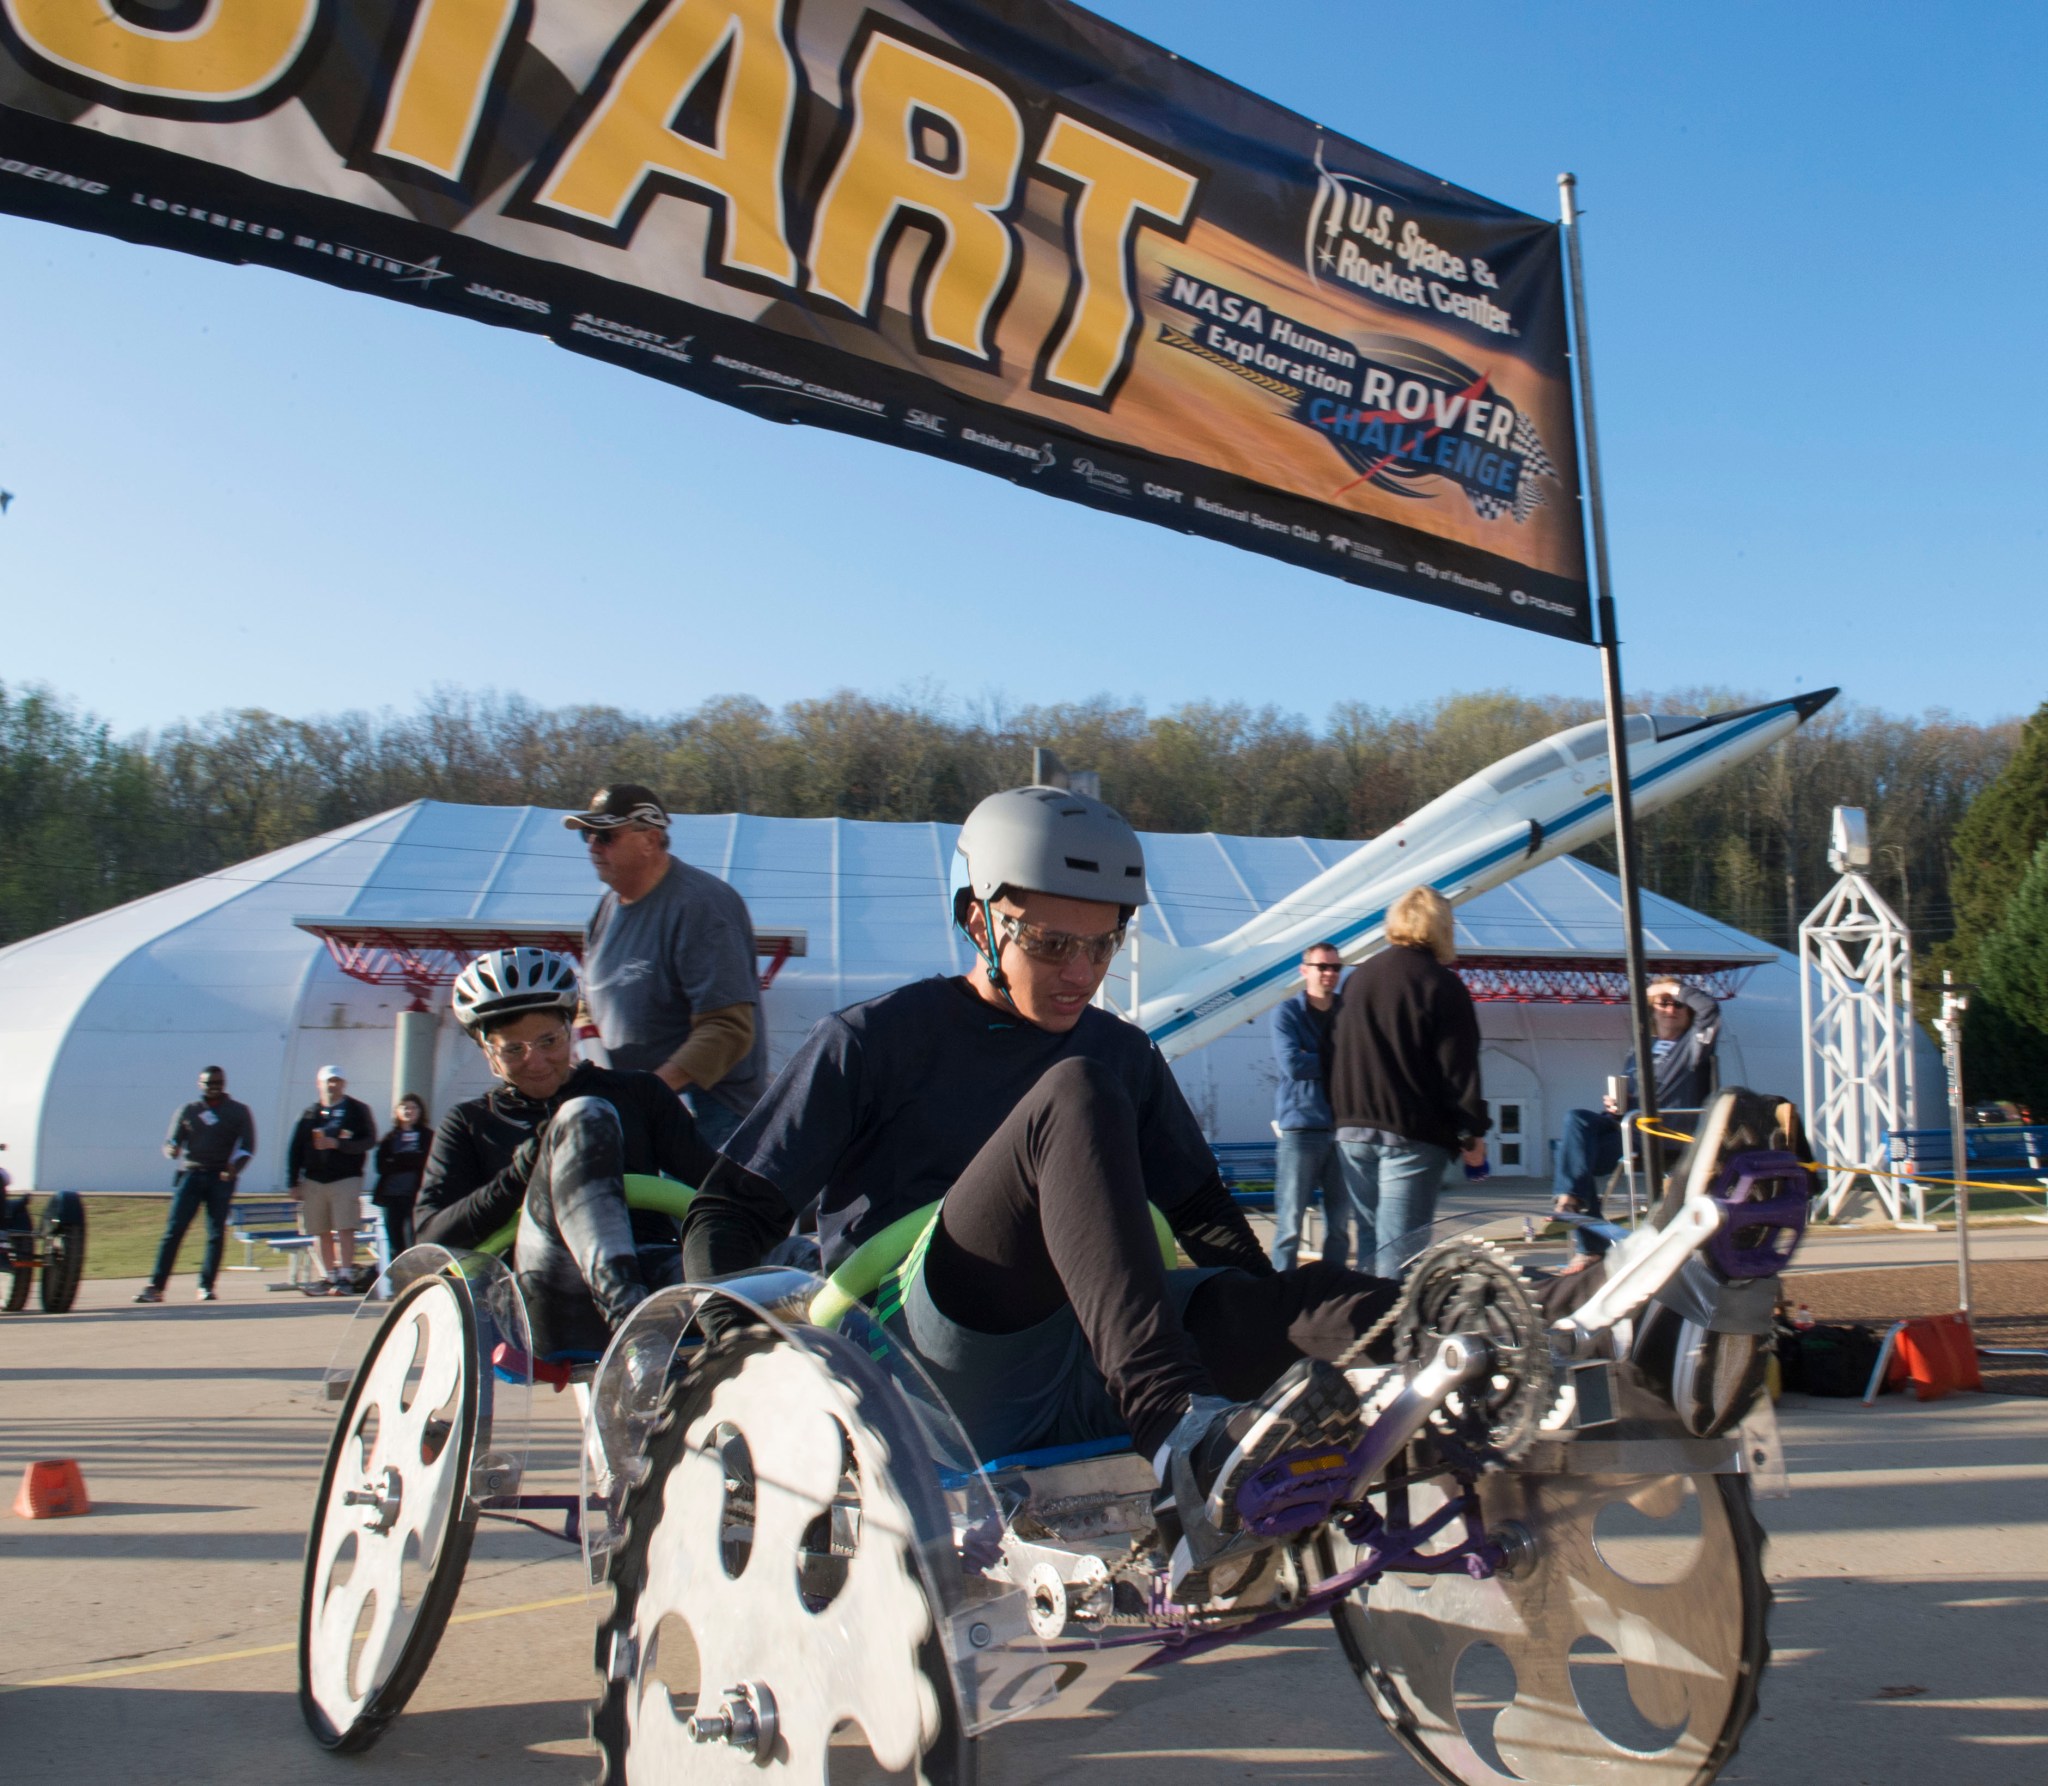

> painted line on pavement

[{"left": 4, "top": 1589, "right": 601, "bottom": 1690}]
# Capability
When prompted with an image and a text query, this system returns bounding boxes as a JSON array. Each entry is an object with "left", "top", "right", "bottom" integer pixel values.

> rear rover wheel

[{"left": 1327, "top": 1469, "right": 1770, "bottom": 1785}]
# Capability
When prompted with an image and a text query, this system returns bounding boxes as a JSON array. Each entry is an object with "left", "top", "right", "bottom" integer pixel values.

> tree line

[{"left": 4, "top": 678, "right": 2023, "bottom": 967}]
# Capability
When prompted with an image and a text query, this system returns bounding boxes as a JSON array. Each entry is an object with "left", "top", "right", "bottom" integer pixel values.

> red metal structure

[
  {"left": 295, "top": 918, "right": 806, "bottom": 1012},
  {"left": 1452, "top": 956, "right": 1758, "bottom": 1005}
]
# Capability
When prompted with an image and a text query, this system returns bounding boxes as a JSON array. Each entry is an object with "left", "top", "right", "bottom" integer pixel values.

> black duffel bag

[{"left": 1779, "top": 1321, "right": 1882, "bottom": 1396}]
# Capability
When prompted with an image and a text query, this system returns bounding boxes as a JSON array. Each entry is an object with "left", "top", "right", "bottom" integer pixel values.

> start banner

[{"left": 0, "top": 0, "right": 1590, "bottom": 639}]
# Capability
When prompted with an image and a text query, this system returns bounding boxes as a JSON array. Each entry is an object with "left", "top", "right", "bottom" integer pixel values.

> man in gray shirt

[{"left": 570, "top": 783, "right": 766, "bottom": 1150}]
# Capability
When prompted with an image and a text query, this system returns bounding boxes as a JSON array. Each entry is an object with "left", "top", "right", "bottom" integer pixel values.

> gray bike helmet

[
  {"left": 451, "top": 946, "right": 580, "bottom": 1037},
  {"left": 953, "top": 786, "right": 1147, "bottom": 998}
]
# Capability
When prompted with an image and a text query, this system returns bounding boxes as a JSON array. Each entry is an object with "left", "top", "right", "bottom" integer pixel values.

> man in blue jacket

[{"left": 1268, "top": 942, "right": 1356, "bottom": 1269}]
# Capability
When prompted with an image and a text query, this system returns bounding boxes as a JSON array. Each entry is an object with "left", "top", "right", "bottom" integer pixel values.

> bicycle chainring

[{"left": 1390, "top": 1239, "right": 1557, "bottom": 1470}]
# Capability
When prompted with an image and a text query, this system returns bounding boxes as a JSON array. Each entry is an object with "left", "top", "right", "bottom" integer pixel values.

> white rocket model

[{"left": 1134, "top": 690, "right": 1836, "bottom": 1058}]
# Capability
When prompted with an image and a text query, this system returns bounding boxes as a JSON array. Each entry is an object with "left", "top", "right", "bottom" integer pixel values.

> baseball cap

[
  {"left": 563, "top": 782, "right": 671, "bottom": 833},
  {"left": 317, "top": 1064, "right": 345, "bottom": 1082}
]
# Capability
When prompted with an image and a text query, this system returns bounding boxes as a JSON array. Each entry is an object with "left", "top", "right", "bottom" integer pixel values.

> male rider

[
  {"left": 415, "top": 947, "right": 715, "bottom": 1356},
  {"left": 683, "top": 787, "right": 1403, "bottom": 1596}
]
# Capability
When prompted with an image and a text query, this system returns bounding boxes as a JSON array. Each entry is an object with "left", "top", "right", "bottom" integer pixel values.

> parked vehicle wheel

[{"left": 37, "top": 1193, "right": 86, "bottom": 1313}]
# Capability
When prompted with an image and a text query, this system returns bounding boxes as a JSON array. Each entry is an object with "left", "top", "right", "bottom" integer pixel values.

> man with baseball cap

[
  {"left": 285, "top": 1065, "right": 378, "bottom": 1295},
  {"left": 567, "top": 783, "right": 767, "bottom": 1150}
]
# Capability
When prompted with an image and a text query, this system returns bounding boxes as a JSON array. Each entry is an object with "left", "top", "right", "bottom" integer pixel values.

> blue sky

[{"left": 0, "top": 1, "right": 2040, "bottom": 735}]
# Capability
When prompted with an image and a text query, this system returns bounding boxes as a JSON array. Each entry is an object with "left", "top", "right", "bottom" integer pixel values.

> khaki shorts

[{"left": 298, "top": 1177, "right": 365, "bottom": 1236}]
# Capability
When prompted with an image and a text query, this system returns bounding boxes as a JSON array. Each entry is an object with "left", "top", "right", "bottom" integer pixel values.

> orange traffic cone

[{"left": 13, "top": 1458, "right": 90, "bottom": 1519}]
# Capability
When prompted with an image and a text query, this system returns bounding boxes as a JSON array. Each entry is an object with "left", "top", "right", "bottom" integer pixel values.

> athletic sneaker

[
  {"left": 133, "top": 1285, "right": 164, "bottom": 1304},
  {"left": 196, "top": 1286, "right": 218, "bottom": 1303},
  {"left": 1152, "top": 1358, "right": 1364, "bottom": 1601}
]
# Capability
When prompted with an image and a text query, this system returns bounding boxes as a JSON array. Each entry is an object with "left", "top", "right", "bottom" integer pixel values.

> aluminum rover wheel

[
  {"left": 591, "top": 1328, "right": 974, "bottom": 1786},
  {"left": 298, "top": 1271, "right": 481, "bottom": 1751},
  {"left": 1328, "top": 1470, "right": 1769, "bottom": 1786}
]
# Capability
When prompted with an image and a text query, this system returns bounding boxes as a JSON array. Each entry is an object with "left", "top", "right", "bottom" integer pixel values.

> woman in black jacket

[
  {"left": 1329, "top": 887, "right": 1489, "bottom": 1278},
  {"left": 371, "top": 1094, "right": 431, "bottom": 1257}
]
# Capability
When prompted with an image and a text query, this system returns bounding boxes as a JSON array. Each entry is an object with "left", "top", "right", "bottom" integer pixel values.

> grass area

[{"left": 54, "top": 1194, "right": 300, "bottom": 1280}]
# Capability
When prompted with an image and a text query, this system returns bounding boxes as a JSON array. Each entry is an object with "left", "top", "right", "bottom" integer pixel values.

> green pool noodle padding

[
  {"left": 473, "top": 1173, "right": 695, "bottom": 1259},
  {"left": 807, "top": 1198, "right": 1180, "bottom": 1331}
]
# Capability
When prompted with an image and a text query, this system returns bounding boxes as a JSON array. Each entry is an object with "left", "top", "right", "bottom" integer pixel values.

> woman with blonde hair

[{"left": 1328, "top": 887, "right": 1489, "bottom": 1278}]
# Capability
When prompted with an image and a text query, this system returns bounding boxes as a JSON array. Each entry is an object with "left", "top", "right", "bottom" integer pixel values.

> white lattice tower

[{"left": 1799, "top": 868, "right": 1916, "bottom": 1220}]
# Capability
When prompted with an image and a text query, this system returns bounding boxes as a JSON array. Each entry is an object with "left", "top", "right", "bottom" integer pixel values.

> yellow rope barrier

[{"left": 1624, "top": 1114, "right": 2035, "bottom": 1200}]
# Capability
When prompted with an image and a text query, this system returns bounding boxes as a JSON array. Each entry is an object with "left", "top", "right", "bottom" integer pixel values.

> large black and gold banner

[{"left": 0, "top": 1, "right": 1589, "bottom": 638}]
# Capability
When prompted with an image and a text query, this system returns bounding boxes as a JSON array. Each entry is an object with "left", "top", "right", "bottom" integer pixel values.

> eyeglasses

[
  {"left": 1650, "top": 997, "right": 1683, "bottom": 1009},
  {"left": 486, "top": 1029, "right": 571, "bottom": 1064},
  {"left": 584, "top": 827, "right": 640, "bottom": 847},
  {"left": 1304, "top": 962, "right": 1342, "bottom": 975},
  {"left": 994, "top": 909, "right": 1126, "bottom": 967}
]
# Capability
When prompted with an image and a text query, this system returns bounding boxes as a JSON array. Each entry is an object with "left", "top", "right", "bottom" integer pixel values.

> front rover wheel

[{"left": 590, "top": 1327, "right": 974, "bottom": 1786}]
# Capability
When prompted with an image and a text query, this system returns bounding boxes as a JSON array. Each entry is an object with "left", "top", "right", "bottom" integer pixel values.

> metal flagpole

[{"left": 1559, "top": 173, "right": 1664, "bottom": 1192}]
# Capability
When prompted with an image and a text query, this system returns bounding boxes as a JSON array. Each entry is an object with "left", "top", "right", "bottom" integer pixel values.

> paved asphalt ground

[{"left": 4, "top": 1234, "right": 2045, "bottom": 1786}]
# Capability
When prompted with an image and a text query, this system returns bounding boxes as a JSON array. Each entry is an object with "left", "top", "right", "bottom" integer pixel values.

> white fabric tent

[{"left": 0, "top": 800, "right": 1914, "bottom": 1195}]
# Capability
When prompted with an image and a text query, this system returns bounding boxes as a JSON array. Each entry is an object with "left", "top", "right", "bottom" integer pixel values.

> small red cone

[{"left": 13, "top": 1458, "right": 90, "bottom": 1519}]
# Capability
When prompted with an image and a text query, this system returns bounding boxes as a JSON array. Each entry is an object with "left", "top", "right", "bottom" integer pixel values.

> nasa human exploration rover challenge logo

[{"left": 1157, "top": 267, "right": 1560, "bottom": 524}]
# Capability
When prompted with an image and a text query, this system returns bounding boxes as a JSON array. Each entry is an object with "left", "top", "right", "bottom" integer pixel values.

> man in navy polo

[{"left": 1267, "top": 942, "right": 1356, "bottom": 1269}]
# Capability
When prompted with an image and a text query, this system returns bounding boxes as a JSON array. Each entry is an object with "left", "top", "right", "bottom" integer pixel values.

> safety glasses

[
  {"left": 486, "top": 1029, "right": 571, "bottom": 1065},
  {"left": 994, "top": 909, "right": 1126, "bottom": 968}
]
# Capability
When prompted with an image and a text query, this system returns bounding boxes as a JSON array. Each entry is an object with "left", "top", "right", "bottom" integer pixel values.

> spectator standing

[
  {"left": 1268, "top": 942, "right": 1357, "bottom": 1268},
  {"left": 286, "top": 1065, "right": 377, "bottom": 1295},
  {"left": 570, "top": 783, "right": 768, "bottom": 1151},
  {"left": 1551, "top": 981, "right": 1721, "bottom": 1273},
  {"left": 1331, "top": 888, "right": 1489, "bottom": 1278},
  {"left": 371, "top": 1093, "right": 431, "bottom": 1258},
  {"left": 135, "top": 1065, "right": 256, "bottom": 1304}
]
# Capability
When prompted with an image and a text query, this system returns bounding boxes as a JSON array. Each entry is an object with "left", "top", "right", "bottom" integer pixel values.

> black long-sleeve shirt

[
  {"left": 681, "top": 976, "right": 1271, "bottom": 1288},
  {"left": 165, "top": 1096, "right": 256, "bottom": 1174},
  {"left": 285, "top": 1096, "right": 377, "bottom": 1187},
  {"left": 1329, "top": 943, "right": 1489, "bottom": 1152},
  {"left": 415, "top": 1061, "right": 716, "bottom": 1253}
]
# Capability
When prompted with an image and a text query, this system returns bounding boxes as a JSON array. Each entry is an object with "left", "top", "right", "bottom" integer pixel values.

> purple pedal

[
  {"left": 1705, "top": 1149, "right": 1813, "bottom": 1278},
  {"left": 1237, "top": 1442, "right": 1359, "bottom": 1538}
]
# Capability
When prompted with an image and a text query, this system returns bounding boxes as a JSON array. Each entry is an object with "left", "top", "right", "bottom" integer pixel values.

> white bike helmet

[
  {"left": 952, "top": 786, "right": 1147, "bottom": 998},
  {"left": 451, "top": 947, "right": 580, "bottom": 1037}
]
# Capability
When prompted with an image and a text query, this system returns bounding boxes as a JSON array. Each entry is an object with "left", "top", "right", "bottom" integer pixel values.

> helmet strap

[{"left": 973, "top": 895, "right": 1020, "bottom": 1012}]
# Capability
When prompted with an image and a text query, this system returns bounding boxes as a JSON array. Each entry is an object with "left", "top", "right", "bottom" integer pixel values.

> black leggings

[{"left": 925, "top": 1057, "right": 1399, "bottom": 1456}]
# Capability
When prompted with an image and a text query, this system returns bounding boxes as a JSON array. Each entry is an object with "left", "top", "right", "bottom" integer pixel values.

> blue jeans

[
  {"left": 1553, "top": 1108, "right": 1624, "bottom": 1257},
  {"left": 685, "top": 1092, "right": 745, "bottom": 1153},
  {"left": 1272, "top": 1129, "right": 1355, "bottom": 1269},
  {"left": 151, "top": 1167, "right": 235, "bottom": 1291},
  {"left": 1337, "top": 1139, "right": 1453, "bottom": 1279}
]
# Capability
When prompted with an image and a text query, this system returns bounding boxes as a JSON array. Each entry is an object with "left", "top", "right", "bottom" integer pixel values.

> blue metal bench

[
  {"left": 1884, "top": 1123, "right": 2048, "bottom": 1223},
  {"left": 227, "top": 1198, "right": 314, "bottom": 1279},
  {"left": 229, "top": 1194, "right": 390, "bottom": 1287},
  {"left": 1213, "top": 1140, "right": 1279, "bottom": 1210}
]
